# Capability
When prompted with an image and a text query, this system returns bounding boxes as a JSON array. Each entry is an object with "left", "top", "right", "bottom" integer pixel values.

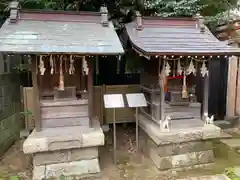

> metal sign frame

[
  {"left": 103, "top": 94, "right": 125, "bottom": 164},
  {"left": 126, "top": 93, "right": 147, "bottom": 151}
]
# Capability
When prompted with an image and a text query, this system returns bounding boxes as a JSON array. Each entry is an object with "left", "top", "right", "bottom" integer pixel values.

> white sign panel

[
  {"left": 126, "top": 93, "right": 147, "bottom": 108},
  {"left": 103, "top": 94, "right": 125, "bottom": 108}
]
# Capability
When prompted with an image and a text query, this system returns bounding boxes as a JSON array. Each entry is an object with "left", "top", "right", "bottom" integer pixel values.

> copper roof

[
  {"left": 0, "top": 9, "right": 124, "bottom": 54},
  {"left": 125, "top": 17, "right": 240, "bottom": 56}
]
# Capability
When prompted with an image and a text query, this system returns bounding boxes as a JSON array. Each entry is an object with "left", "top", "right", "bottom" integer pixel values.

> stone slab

[
  {"left": 33, "top": 147, "right": 98, "bottom": 166},
  {"left": 220, "top": 139, "right": 240, "bottom": 149},
  {"left": 219, "top": 132, "right": 232, "bottom": 139},
  {"left": 177, "top": 174, "right": 230, "bottom": 180},
  {"left": 33, "top": 158, "right": 100, "bottom": 180},
  {"left": 23, "top": 120, "right": 104, "bottom": 154},
  {"left": 41, "top": 116, "right": 90, "bottom": 128},
  {"left": 147, "top": 138, "right": 213, "bottom": 157},
  {"left": 149, "top": 147, "right": 214, "bottom": 170},
  {"left": 139, "top": 114, "right": 221, "bottom": 145}
]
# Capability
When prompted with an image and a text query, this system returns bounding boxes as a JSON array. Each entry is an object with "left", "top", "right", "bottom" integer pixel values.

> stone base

[
  {"left": 23, "top": 120, "right": 104, "bottom": 179},
  {"left": 33, "top": 158, "right": 100, "bottom": 180},
  {"left": 139, "top": 114, "right": 221, "bottom": 170},
  {"left": 177, "top": 174, "right": 230, "bottom": 180}
]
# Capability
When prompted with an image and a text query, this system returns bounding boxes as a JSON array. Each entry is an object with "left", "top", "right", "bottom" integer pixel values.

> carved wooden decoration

[
  {"left": 161, "top": 115, "right": 171, "bottom": 132},
  {"left": 69, "top": 55, "right": 75, "bottom": 75},
  {"left": 82, "top": 56, "right": 89, "bottom": 75},
  {"left": 50, "top": 55, "right": 54, "bottom": 74},
  {"left": 165, "top": 61, "right": 171, "bottom": 76},
  {"left": 187, "top": 59, "right": 196, "bottom": 76},
  {"left": 177, "top": 59, "right": 183, "bottom": 75},
  {"left": 200, "top": 61, "right": 208, "bottom": 77},
  {"left": 182, "top": 70, "right": 188, "bottom": 98},
  {"left": 39, "top": 55, "right": 46, "bottom": 75},
  {"left": 59, "top": 55, "right": 64, "bottom": 91}
]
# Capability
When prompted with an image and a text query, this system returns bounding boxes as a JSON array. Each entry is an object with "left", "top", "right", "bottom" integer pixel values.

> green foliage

[
  {"left": 10, "top": 176, "right": 19, "bottom": 180},
  {"left": 144, "top": 0, "right": 205, "bottom": 17},
  {"left": 0, "top": 0, "right": 239, "bottom": 31},
  {"left": 225, "top": 167, "right": 240, "bottom": 180},
  {"left": 144, "top": 0, "right": 239, "bottom": 28},
  {"left": 13, "top": 63, "right": 30, "bottom": 73},
  {"left": 20, "top": 109, "right": 33, "bottom": 116}
]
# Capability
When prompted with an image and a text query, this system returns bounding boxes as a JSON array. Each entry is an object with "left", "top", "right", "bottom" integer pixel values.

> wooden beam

[
  {"left": 87, "top": 58, "right": 93, "bottom": 125},
  {"left": 31, "top": 55, "right": 41, "bottom": 131}
]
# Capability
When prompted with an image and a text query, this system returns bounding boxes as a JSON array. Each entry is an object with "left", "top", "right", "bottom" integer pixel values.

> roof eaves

[{"left": 19, "top": 9, "right": 101, "bottom": 16}]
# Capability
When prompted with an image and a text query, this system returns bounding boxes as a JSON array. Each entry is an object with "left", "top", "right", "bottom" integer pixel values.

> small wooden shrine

[
  {"left": 125, "top": 12, "right": 240, "bottom": 170},
  {"left": 0, "top": 2, "right": 124, "bottom": 179}
]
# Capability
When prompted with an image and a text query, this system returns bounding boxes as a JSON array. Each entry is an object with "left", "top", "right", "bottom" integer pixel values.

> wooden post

[
  {"left": 31, "top": 55, "right": 41, "bottom": 132},
  {"left": 159, "top": 75, "right": 165, "bottom": 125},
  {"left": 87, "top": 58, "right": 93, "bottom": 125},
  {"left": 202, "top": 75, "right": 209, "bottom": 118}
]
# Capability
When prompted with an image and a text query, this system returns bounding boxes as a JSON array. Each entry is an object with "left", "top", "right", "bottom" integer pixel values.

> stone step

[
  {"left": 219, "top": 132, "right": 233, "bottom": 139},
  {"left": 42, "top": 116, "right": 89, "bottom": 128},
  {"left": 41, "top": 100, "right": 88, "bottom": 116},
  {"left": 220, "top": 138, "right": 240, "bottom": 149},
  {"left": 177, "top": 174, "right": 230, "bottom": 180},
  {"left": 214, "top": 120, "right": 232, "bottom": 129},
  {"left": 40, "top": 99, "right": 88, "bottom": 107},
  {"left": 42, "top": 111, "right": 88, "bottom": 119},
  {"left": 41, "top": 104, "right": 88, "bottom": 115}
]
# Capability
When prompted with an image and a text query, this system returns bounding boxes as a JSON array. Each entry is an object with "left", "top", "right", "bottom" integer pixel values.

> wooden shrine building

[
  {"left": 124, "top": 12, "right": 240, "bottom": 170},
  {"left": 0, "top": 2, "right": 124, "bottom": 179},
  {"left": 216, "top": 20, "right": 240, "bottom": 121}
]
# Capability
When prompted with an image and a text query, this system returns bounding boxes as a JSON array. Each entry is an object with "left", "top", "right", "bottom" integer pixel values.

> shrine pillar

[
  {"left": 226, "top": 41, "right": 239, "bottom": 117},
  {"left": 30, "top": 55, "right": 41, "bottom": 132}
]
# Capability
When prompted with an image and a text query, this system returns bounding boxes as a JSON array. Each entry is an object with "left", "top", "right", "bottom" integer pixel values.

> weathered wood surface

[
  {"left": 226, "top": 51, "right": 238, "bottom": 117},
  {"left": 31, "top": 55, "right": 41, "bottom": 132},
  {"left": 104, "top": 85, "right": 140, "bottom": 124},
  {"left": 23, "top": 87, "right": 35, "bottom": 130},
  {"left": 40, "top": 99, "right": 89, "bottom": 128}
]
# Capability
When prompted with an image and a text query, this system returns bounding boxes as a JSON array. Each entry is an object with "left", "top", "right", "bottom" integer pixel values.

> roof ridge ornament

[
  {"left": 9, "top": 1, "right": 19, "bottom": 23},
  {"left": 136, "top": 11, "right": 143, "bottom": 30},
  {"left": 195, "top": 13, "right": 205, "bottom": 33},
  {"left": 100, "top": 6, "right": 109, "bottom": 27}
]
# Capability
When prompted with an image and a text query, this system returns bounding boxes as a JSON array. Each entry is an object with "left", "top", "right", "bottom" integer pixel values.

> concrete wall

[{"left": 0, "top": 54, "right": 23, "bottom": 156}]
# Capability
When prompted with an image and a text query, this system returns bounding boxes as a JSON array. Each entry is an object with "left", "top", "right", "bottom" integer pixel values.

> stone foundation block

[
  {"left": 139, "top": 114, "right": 221, "bottom": 145},
  {"left": 33, "top": 158, "right": 100, "bottom": 180},
  {"left": 147, "top": 138, "right": 213, "bottom": 157},
  {"left": 23, "top": 121, "right": 104, "bottom": 154},
  {"left": 139, "top": 124, "right": 216, "bottom": 170},
  {"left": 33, "top": 147, "right": 98, "bottom": 166},
  {"left": 149, "top": 148, "right": 214, "bottom": 170}
]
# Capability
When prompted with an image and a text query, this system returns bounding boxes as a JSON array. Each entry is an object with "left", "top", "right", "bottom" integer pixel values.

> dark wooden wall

[{"left": 208, "top": 56, "right": 228, "bottom": 119}]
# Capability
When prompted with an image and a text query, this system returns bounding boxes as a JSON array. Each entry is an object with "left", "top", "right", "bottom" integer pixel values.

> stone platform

[
  {"left": 177, "top": 174, "right": 230, "bottom": 180},
  {"left": 23, "top": 120, "right": 104, "bottom": 180},
  {"left": 139, "top": 114, "right": 221, "bottom": 170}
]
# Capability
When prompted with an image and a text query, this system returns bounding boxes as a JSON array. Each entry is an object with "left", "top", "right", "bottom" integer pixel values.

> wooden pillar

[
  {"left": 202, "top": 75, "right": 209, "bottom": 117},
  {"left": 236, "top": 57, "right": 240, "bottom": 115},
  {"left": 226, "top": 42, "right": 238, "bottom": 117},
  {"left": 87, "top": 58, "right": 93, "bottom": 124},
  {"left": 226, "top": 55, "right": 238, "bottom": 117},
  {"left": 159, "top": 76, "right": 165, "bottom": 121},
  {"left": 31, "top": 55, "right": 41, "bottom": 131}
]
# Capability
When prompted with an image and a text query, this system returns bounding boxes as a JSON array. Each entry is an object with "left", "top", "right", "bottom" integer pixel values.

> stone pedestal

[
  {"left": 23, "top": 120, "right": 104, "bottom": 180},
  {"left": 139, "top": 114, "right": 221, "bottom": 170}
]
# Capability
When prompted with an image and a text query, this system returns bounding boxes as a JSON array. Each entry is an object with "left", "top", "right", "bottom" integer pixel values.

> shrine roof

[
  {"left": 0, "top": 9, "right": 124, "bottom": 54},
  {"left": 125, "top": 16, "right": 240, "bottom": 56}
]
